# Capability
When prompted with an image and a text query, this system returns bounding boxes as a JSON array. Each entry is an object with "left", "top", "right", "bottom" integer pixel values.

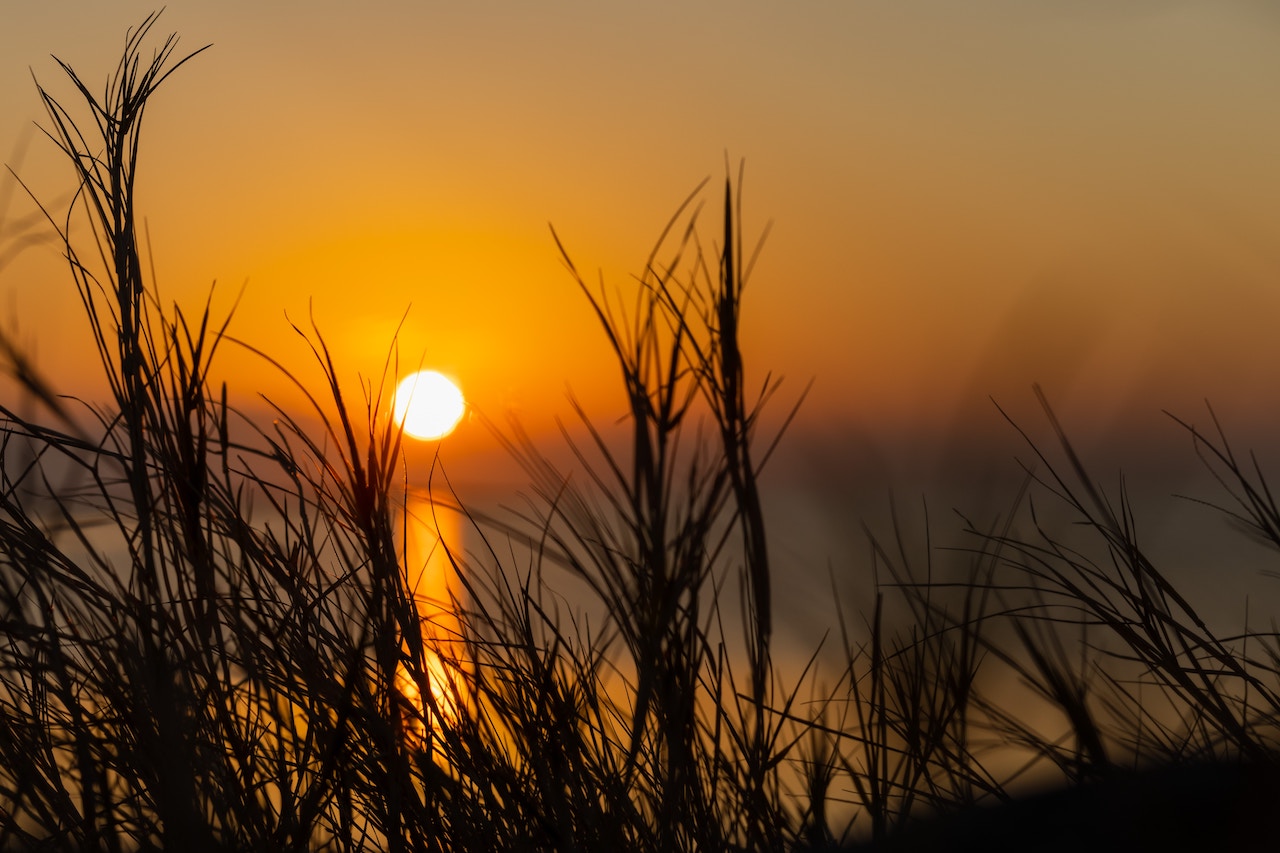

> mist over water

[{"left": 742, "top": 407, "right": 1280, "bottom": 685}]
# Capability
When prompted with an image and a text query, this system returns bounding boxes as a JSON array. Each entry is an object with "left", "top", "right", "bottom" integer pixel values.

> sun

[{"left": 393, "top": 370, "right": 465, "bottom": 440}]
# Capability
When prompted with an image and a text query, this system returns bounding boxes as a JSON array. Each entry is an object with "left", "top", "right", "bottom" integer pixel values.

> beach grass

[{"left": 2, "top": 14, "right": 1279, "bottom": 852}]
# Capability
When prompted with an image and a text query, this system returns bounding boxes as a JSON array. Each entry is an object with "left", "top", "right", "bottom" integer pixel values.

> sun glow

[{"left": 393, "top": 370, "right": 465, "bottom": 440}]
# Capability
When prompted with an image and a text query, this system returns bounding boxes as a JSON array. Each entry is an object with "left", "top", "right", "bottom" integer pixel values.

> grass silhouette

[{"left": 2, "top": 14, "right": 1280, "bottom": 852}]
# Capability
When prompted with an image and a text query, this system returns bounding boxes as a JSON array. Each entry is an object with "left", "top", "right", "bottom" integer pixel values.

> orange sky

[{"left": 4, "top": 2, "right": 1280, "bottom": 496}]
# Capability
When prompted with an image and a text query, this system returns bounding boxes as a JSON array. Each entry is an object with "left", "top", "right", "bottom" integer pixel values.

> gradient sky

[{"left": 4, "top": 4, "right": 1280, "bottom": 542}]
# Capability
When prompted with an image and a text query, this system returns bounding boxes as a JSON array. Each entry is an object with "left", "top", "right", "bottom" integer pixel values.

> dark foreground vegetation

[{"left": 2, "top": 16, "right": 1279, "bottom": 852}]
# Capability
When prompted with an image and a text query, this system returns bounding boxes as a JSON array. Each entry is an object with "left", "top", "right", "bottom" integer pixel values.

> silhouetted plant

[{"left": 4, "top": 13, "right": 1280, "bottom": 853}]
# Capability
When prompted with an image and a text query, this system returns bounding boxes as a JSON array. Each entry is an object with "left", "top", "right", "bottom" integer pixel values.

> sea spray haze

[{"left": 4, "top": 13, "right": 1280, "bottom": 853}]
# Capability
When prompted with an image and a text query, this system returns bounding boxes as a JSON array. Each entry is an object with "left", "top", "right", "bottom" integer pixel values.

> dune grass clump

[
  {"left": 3, "top": 14, "right": 1280, "bottom": 853},
  {"left": 0, "top": 16, "right": 808, "bottom": 852}
]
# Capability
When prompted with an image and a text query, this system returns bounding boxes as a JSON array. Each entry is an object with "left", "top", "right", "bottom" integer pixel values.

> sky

[{"left": 4, "top": 2, "right": 1280, "bottom": 638}]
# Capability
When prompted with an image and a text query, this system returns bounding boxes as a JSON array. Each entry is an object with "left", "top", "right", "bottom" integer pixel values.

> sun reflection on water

[{"left": 396, "top": 492, "right": 468, "bottom": 739}]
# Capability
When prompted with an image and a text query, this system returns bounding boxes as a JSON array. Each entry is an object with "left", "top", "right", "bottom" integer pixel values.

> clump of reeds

[
  {"left": 834, "top": 392, "right": 1280, "bottom": 848},
  {"left": 4, "top": 13, "right": 1280, "bottom": 853},
  {"left": 0, "top": 15, "right": 819, "bottom": 851}
]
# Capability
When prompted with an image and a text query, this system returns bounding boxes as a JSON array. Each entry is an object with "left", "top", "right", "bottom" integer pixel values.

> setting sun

[{"left": 393, "top": 370, "right": 465, "bottom": 440}]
